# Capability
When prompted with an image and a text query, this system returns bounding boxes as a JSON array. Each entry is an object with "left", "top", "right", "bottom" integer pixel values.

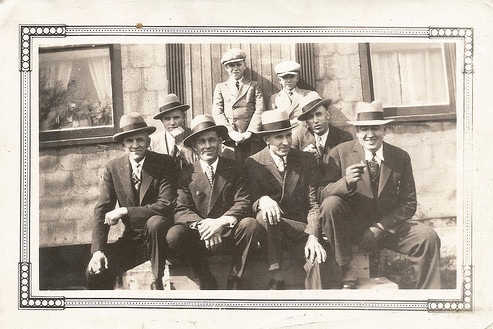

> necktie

[
  {"left": 235, "top": 80, "right": 240, "bottom": 90},
  {"left": 206, "top": 165, "right": 214, "bottom": 186},
  {"left": 316, "top": 135, "right": 324, "bottom": 157},
  {"left": 277, "top": 156, "right": 286, "bottom": 175},
  {"left": 288, "top": 91, "right": 293, "bottom": 97},
  {"left": 132, "top": 163, "right": 141, "bottom": 191},
  {"left": 368, "top": 152, "right": 380, "bottom": 181}
]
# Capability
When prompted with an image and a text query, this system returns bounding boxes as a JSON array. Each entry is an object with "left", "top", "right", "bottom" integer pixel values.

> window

[
  {"left": 360, "top": 42, "right": 456, "bottom": 121},
  {"left": 38, "top": 44, "right": 123, "bottom": 147}
]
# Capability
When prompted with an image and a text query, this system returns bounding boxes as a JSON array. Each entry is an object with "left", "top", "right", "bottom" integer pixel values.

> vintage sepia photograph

[{"left": 18, "top": 26, "right": 471, "bottom": 312}]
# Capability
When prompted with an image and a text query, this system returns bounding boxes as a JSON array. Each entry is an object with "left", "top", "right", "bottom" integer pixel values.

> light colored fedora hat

[
  {"left": 274, "top": 60, "right": 301, "bottom": 77},
  {"left": 113, "top": 112, "right": 156, "bottom": 141},
  {"left": 257, "top": 110, "right": 298, "bottom": 135},
  {"left": 347, "top": 100, "right": 393, "bottom": 126},
  {"left": 183, "top": 114, "right": 228, "bottom": 148},
  {"left": 153, "top": 94, "right": 190, "bottom": 120},
  {"left": 221, "top": 48, "right": 246, "bottom": 65},
  {"left": 297, "top": 91, "right": 332, "bottom": 121}
]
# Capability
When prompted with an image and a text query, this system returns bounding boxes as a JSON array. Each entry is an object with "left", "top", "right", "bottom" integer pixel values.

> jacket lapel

[
  {"left": 190, "top": 160, "right": 212, "bottom": 217},
  {"left": 378, "top": 142, "right": 393, "bottom": 197},
  {"left": 235, "top": 79, "right": 251, "bottom": 103},
  {"left": 139, "top": 153, "right": 158, "bottom": 204},
  {"left": 259, "top": 148, "right": 285, "bottom": 189},
  {"left": 283, "top": 150, "right": 301, "bottom": 199},
  {"left": 350, "top": 142, "right": 373, "bottom": 198},
  {"left": 208, "top": 157, "right": 228, "bottom": 213},
  {"left": 118, "top": 157, "right": 138, "bottom": 205}
]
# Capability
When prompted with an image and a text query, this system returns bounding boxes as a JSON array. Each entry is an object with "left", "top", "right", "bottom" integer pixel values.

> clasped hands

[
  {"left": 228, "top": 130, "right": 252, "bottom": 144},
  {"left": 196, "top": 217, "right": 230, "bottom": 251}
]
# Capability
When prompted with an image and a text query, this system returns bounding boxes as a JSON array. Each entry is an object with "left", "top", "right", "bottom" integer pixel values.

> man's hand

[
  {"left": 305, "top": 235, "right": 327, "bottom": 263},
  {"left": 258, "top": 196, "right": 282, "bottom": 225},
  {"left": 198, "top": 218, "right": 229, "bottom": 240},
  {"left": 228, "top": 130, "right": 244, "bottom": 143},
  {"left": 359, "top": 226, "right": 386, "bottom": 251},
  {"left": 170, "top": 126, "right": 185, "bottom": 143},
  {"left": 204, "top": 233, "right": 223, "bottom": 251},
  {"left": 302, "top": 144, "right": 320, "bottom": 160},
  {"left": 180, "top": 146, "right": 195, "bottom": 164},
  {"left": 345, "top": 162, "right": 366, "bottom": 186},
  {"left": 104, "top": 207, "right": 128, "bottom": 226},
  {"left": 88, "top": 251, "right": 108, "bottom": 275}
]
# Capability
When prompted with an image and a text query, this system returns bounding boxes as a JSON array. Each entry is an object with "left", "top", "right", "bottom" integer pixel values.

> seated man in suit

[
  {"left": 166, "top": 114, "right": 258, "bottom": 289},
  {"left": 293, "top": 91, "right": 353, "bottom": 164},
  {"left": 86, "top": 112, "right": 177, "bottom": 290},
  {"left": 245, "top": 110, "right": 327, "bottom": 289},
  {"left": 267, "top": 60, "right": 312, "bottom": 125},
  {"left": 150, "top": 93, "right": 195, "bottom": 169},
  {"left": 212, "top": 48, "right": 265, "bottom": 162},
  {"left": 319, "top": 100, "right": 441, "bottom": 289}
]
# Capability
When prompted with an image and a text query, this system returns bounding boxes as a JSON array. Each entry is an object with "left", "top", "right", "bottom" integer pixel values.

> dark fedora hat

[
  {"left": 297, "top": 91, "right": 332, "bottom": 121},
  {"left": 183, "top": 114, "right": 228, "bottom": 148},
  {"left": 113, "top": 112, "right": 156, "bottom": 141},
  {"left": 347, "top": 100, "right": 393, "bottom": 126},
  {"left": 257, "top": 110, "right": 298, "bottom": 135},
  {"left": 153, "top": 94, "right": 190, "bottom": 120}
]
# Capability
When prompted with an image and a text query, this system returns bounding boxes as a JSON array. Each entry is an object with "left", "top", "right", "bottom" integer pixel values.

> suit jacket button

[{"left": 196, "top": 191, "right": 200, "bottom": 196}]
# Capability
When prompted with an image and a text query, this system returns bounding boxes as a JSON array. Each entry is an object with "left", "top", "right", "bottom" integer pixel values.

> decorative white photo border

[{"left": 19, "top": 25, "right": 473, "bottom": 311}]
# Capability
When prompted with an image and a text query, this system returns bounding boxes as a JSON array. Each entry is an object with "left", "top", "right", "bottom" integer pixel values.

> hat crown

[
  {"left": 356, "top": 100, "right": 383, "bottom": 114},
  {"left": 119, "top": 112, "right": 148, "bottom": 130},
  {"left": 299, "top": 91, "right": 323, "bottom": 110},
  {"left": 221, "top": 48, "right": 246, "bottom": 64},
  {"left": 274, "top": 60, "right": 301, "bottom": 76},
  {"left": 259, "top": 110, "right": 296, "bottom": 133},
  {"left": 160, "top": 93, "right": 180, "bottom": 105},
  {"left": 190, "top": 114, "right": 216, "bottom": 132},
  {"left": 347, "top": 100, "right": 393, "bottom": 125}
]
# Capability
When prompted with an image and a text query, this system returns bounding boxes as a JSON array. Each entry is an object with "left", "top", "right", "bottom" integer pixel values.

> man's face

[
  {"left": 225, "top": 61, "right": 246, "bottom": 80},
  {"left": 264, "top": 131, "right": 293, "bottom": 157},
  {"left": 356, "top": 125, "right": 386, "bottom": 153},
  {"left": 192, "top": 130, "right": 221, "bottom": 164},
  {"left": 278, "top": 73, "right": 299, "bottom": 91},
  {"left": 305, "top": 105, "right": 331, "bottom": 135},
  {"left": 123, "top": 131, "right": 150, "bottom": 162},
  {"left": 160, "top": 109, "right": 185, "bottom": 132}
]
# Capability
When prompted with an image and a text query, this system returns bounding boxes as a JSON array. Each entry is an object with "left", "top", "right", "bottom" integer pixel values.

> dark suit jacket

[
  {"left": 245, "top": 147, "right": 321, "bottom": 236},
  {"left": 174, "top": 156, "right": 251, "bottom": 226},
  {"left": 292, "top": 125, "right": 353, "bottom": 164},
  {"left": 91, "top": 151, "right": 177, "bottom": 253},
  {"left": 319, "top": 140, "right": 417, "bottom": 232},
  {"left": 212, "top": 78, "right": 265, "bottom": 133}
]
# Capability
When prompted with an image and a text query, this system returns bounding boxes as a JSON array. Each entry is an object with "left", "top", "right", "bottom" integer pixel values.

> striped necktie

[
  {"left": 132, "top": 163, "right": 141, "bottom": 191},
  {"left": 316, "top": 135, "right": 324, "bottom": 157},
  {"left": 205, "top": 165, "right": 214, "bottom": 186}
]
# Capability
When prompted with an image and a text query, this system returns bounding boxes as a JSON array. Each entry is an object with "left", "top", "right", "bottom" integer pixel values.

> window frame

[
  {"left": 38, "top": 44, "right": 124, "bottom": 148},
  {"left": 359, "top": 42, "right": 456, "bottom": 122}
]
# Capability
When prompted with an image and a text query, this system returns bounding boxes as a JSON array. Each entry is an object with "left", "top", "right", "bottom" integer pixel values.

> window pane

[
  {"left": 39, "top": 47, "right": 114, "bottom": 132},
  {"left": 370, "top": 43, "right": 449, "bottom": 108}
]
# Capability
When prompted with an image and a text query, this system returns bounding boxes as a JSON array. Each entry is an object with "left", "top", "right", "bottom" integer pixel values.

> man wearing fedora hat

[
  {"left": 245, "top": 110, "right": 327, "bottom": 289},
  {"left": 293, "top": 91, "right": 353, "bottom": 164},
  {"left": 167, "top": 114, "right": 258, "bottom": 289},
  {"left": 267, "top": 60, "right": 312, "bottom": 125},
  {"left": 212, "top": 48, "right": 266, "bottom": 162},
  {"left": 86, "top": 112, "right": 177, "bottom": 290},
  {"left": 319, "top": 100, "right": 441, "bottom": 289},
  {"left": 150, "top": 93, "right": 195, "bottom": 169}
]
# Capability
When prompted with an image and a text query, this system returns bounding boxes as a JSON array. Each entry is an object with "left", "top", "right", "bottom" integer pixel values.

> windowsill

[
  {"left": 39, "top": 136, "right": 119, "bottom": 149},
  {"left": 385, "top": 112, "right": 456, "bottom": 123}
]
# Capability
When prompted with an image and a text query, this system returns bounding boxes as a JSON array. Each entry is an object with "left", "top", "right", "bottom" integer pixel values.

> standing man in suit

[
  {"left": 319, "top": 101, "right": 441, "bottom": 289},
  {"left": 245, "top": 110, "right": 327, "bottom": 289},
  {"left": 293, "top": 91, "right": 353, "bottom": 164},
  {"left": 167, "top": 114, "right": 258, "bottom": 289},
  {"left": 267, "top": 60, "right": 312, "bottom": 125},
  {"left": 86, "top": 112, "right": 177, "bottom": 290},
  {"left": 150, "top": 93, "right": 195, "bottom": 169},
  {"left": 212, "top": 48, "right": 265, "bottom": 162}
]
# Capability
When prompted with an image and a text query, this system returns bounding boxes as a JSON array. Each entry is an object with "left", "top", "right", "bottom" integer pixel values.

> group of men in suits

[{"left": 86, "top": 48, "right": 442, "bottom": 291}]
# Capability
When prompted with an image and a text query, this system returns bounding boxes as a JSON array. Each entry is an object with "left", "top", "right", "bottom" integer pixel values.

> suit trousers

[
  {"left": 320, "top": 196, "right": 442, "bottom": 289},
  {"left": 256, "top": 213, "right": 323, "bottom": 289},
  {"left": 86, "top": 215, "right": 173, "bottom": 289},
  {"left": 166, "top": 217, "right": 258, "bottom": 279}
]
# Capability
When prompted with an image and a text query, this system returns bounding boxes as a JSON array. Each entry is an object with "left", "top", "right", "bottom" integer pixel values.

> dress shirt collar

[
  {"left": 229, "top": 76, "right": 244, "bottom": 85},
  {"left": 129, "top": 157, "right": 146, "bottom": 175},
  {"left": 314, "top": 128, "right": 330, "bottom": 147},
  {"left": 269, "top": 149, "right": 287, "bottom": 170},
  {"left": 364, "top": 145, "right": 384, "bottom": 164},
  {"left": 199, "top": 157, "right": 219, "bottom": 174}
]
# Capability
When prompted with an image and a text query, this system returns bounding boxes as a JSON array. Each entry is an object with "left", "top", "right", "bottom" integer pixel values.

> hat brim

[
  {"left": 256, "top": 122, "right": 299, "bottom": 135},
  {"left": 113, "top": 126, "right": 157, "bottom": 141},
  {"left": 183, "top": 125, "right": 229, "bottom": 148},
  {"left": 297, "top": 98, "right": 332, "bottom": 121},
  {"left": 347, "top": 119, "right": 393, "bottom": 126},
  {"left": 277, "top": 71, "right": 299, "bottom": 77},
  {"left": 153, "top": 104, "right": 190, "bottom": 120},
  {"left": 222, "top": 58, "right": 246, "bottom": 65}
]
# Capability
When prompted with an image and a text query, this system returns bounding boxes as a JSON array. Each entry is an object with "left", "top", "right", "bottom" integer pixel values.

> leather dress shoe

[
  {"left": 268, "top": 278, "right": 285, "bottom": 290},
  {"left": 226, "top": 276, "right": 243, "bottom": 290},
  {"left": 150, "top": 279, "right": 164, "bottom": 290}
]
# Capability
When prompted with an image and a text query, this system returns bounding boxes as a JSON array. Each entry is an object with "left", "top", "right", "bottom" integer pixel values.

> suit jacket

[
  {"left": 150, "top": 127, "right": 195, "bottom": 169},
  {"left": 292, "top": 125, "right": 353, "bottom": 164},
  {"left": 91, "top": 151, "right": 177, "bottom": 253},
  {"left": 174, "top": 156, "right": 251, "bottom": 226},
  {"left": 212, "top": 78, "right": 265, "bottom": 133},
  {"left": 267, "top": 87, "right": 311, "bottom": 123},
  {"left": 319, "top": 140, "right": 417, "bottom": 232},
  {"left": 245, "top": 147, "right": 321, "bottom": 236}
]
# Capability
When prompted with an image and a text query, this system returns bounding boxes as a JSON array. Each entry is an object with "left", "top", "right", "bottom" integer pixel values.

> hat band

[
  {"left": 262, "top": 119, "right": 291, "bottom": 131},
  {"left": 302, "top": 99, "right": 323, "bottom": 114},
  {"left": 159, "top": 101, "right": 183, "bottom": 112},
  {"left": 120, "top": 121, "right": 148, "bottom": 132},
  {"left": 357, "top": 111, "right": 385, "bottom": 121},
  {"left": 191, "top": 121, "right": 216, "bottom": 134}
]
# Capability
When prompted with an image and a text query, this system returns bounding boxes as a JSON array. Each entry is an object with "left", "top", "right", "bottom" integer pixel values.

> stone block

[
  {"left": 154, "top": 44, "right": 167, "bottom": 66},
  {"left": 121, "top": 44, "right": 130, "bottom": 68},
  {"left": 323, "top": 79, "right": 341, "bottom": 101},
  {"left": 58, "top": 153, "right": 84, "bottom": 171},
  {"left": 317, "top": 43, "right": 336, "bottom": 57},
  {"left": 336, "top": 43, "right": 358, "bottom": 55},
  {"left": 129, "top": 44, "right": 154, "bottom": 68},
  {"left": 140, "top": 91, "right": 159, "bottom": 117},
  {"left": 349, "top": 54, "right": 362, "bottom": 78},
  {"left": 122, "top": 67, "right": 143, "bottom": 93},
  {"left": 356, "top": 277, "right": 398, "bottom": 289},
  {"left": 39, "top": 152, "right": 58, "bottom": 171},
  {"left": 143, "top": 66, "right": 168, "bottom": 91},
  {"left": 39, "top": 219, "right": 78, "bottom": 247},
  {"left": 340, "top": 77, "right": 363, "bottom": 102},
  {"left": 44, "top": 171, "right": 73, "bottom": 193},
  {"left": 120, "top": 261, "right": 172, "bottom": 290},
  {"left": 72, "top": 167, "right": 100, "bottom": 188}
]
